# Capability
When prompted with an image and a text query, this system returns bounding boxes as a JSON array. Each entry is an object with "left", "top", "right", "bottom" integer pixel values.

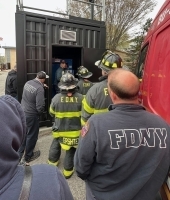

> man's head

[
  {"left": 36, "top": 71, "right": 49, "bottom": 83},
  {"left": 0, "top": 95, "right": 26, "bottom": 188},
  {"left": 95, "top": 50, "right": 122, "bottom": 76},
  {"left": 107, "top": 68, "right": 140, "bottom": 104},
  {"left": 60, "top": 60, "right": 67, "bottom": 69}
]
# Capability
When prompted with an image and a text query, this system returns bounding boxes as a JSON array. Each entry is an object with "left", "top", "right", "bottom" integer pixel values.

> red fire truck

[
  {"left": 137, "top": 0, "right": 170, "bottom": 122},
  {"left": 136, "top": 0, "right": 170, "bottom": 198}
]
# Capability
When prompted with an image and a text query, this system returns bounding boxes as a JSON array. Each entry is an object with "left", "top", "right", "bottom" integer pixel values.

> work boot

[
  {"left": 63, "top": 169, "right": 74, "bottom": 179},
  {"left": 47, "top": 160, "right": 59, "bottom": 166},
  {"left": 25, "top": 150, "right": 40, "bottom": 163}
]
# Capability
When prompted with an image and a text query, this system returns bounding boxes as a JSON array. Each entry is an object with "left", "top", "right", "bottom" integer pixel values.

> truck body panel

[
  {"left": 137, "top": 0, "right": 170, "bottom": 123},
  {"left": 136, "top": 1, "right": 170, "bottom": 199}
]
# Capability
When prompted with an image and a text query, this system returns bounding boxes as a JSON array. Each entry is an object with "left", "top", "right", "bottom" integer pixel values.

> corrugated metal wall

[{"left": 16, "top": 11, "right": 106, "bottom": 126}]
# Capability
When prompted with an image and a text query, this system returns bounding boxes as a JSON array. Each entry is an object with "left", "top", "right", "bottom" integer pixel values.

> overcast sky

[{"left": 0, "top": 0, "right": 165, "bottom": 47}]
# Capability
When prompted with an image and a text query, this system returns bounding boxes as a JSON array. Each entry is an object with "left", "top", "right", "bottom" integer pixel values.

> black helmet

[
  {"left": 95, "top": 50, "right": 122, "bottom": 72},
  {"left": 77, "top": 66, "right": 93, "bottom": 78},
  {"left": 58, "top": 71, "right": 78, "bottom": 90}
]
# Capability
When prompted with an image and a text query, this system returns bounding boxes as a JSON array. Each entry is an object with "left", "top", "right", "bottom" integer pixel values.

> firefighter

[
  {"left": 48, "top": 71, "right": 83, "bottom": 179},
  {"left": 76, "top": 66, "right": 93, "bottom": 96},
  {"left": 75, "top": 69, "right": 170, "bottom": 200},
  {"left": 81, "top": 50, "right": 122, "bottom": 126}
]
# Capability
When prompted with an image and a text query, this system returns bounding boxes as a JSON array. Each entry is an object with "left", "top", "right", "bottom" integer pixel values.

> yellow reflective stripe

[
  {"left": 83, "top": 98, "right": 94, "bottom": 114},
  {"left": 47, "top": 160, "right": 59, "bottom": 166},
  {"left": 94, "top": 108, "right": 108, "bottom": 114},
  {"left": 50, "top": 107, "right": 81, "bottom": 118},
  {"left": 63, "top": 169, "right": 74, "bottom": 177},
  {"left": 49, "top": 106, "right": 55, "bottom": 115},
  {"left": 60, "top": 143, "right": 77, "bottom": 150},
  {"left": 55, "top": 111, "right": 81, "bottom": 118},
  {"left": 52, "top": 130, "right": 80, "bottom": 138},
  {"left": 102, "top": 59, "right": 109, "bottom": 66},
  {"left": 60, "top": 143, "right": 71, "bottom": 150},
  {"left": 81, "top": 118, "right": 86, "bottom": 126},
  {"left": 105, "top": 61, "right": 110, "bottom": 66},
  {"left": 102, "top": 59, "right": 117, "bottom": 68},
  {"left": 112, "top": 63, "right": 117, "bottom": 68}
]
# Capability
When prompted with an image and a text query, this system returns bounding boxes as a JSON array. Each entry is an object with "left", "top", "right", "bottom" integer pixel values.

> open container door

[{"left": 83, "top": 48, "right": 106, "bottom": 82}]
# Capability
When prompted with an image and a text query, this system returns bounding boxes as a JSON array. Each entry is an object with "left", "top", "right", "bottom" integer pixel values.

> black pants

[
  {"left": 48, "top": 138, "right": 76, "bottom": 170},
  {"left": 18, "top": 114, "right": 39, "bottom": 161}
]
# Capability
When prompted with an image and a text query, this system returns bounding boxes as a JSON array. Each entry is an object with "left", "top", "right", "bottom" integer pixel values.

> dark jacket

[
  {"left": 5, "top": 69, "right": 17, "bottom": 97},
  {"left": 81, "top": 77, "right": 112, "bottom": 126},
  {"left": 54, "top": 67, "right": 67, "bottom": 93},
  {"left": 49, "top": 91, "right": 83, "bottom": 150},
  {"left": 77, "top": 78, "right": 93, "bottom": 96},
  {"left": 54, "top": 67, "right": 68, "bottom": 85},
  {"left": 21, "top": 79, "right": 45, "bottom": 115},
  {"left": 75, "top": 104, "right": 170, "bottom": 200},
  {"left": 0, "top": 95, "right": 74, "bottom": 200}
]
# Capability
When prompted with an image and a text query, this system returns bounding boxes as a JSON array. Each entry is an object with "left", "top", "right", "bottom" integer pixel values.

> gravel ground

[{"left": 30, "top": 134, "right": 86, "bottom": 200}]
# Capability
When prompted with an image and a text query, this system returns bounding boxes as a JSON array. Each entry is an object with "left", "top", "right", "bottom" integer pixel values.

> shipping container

[{"left": 15, "top": 1, "right": 106, "bottom": 127}]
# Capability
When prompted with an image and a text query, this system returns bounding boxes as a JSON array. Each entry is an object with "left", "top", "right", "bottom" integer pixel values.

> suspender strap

[{"left": 19, "top": 166, "right": 32, "bottom": 200}]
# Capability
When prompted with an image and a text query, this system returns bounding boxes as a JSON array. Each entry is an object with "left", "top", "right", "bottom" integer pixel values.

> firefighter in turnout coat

[
  {"left": 48, "top": 72, "right": 83, "bottom": 179},
  {"left": 81, "top": 50, "right": 122, "bottom": 126},
  {"left": 77, "top": 66, "right": 93, "bottom": 96}
]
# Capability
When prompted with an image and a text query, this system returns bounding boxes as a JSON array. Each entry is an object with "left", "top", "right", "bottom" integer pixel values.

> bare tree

[
  {"left": 65, "top": 0, "right": 156, "bottom": 51},
  {"left": 69, "top": 1, "right": 99, "bottom": 20},
  {"left": 105, "top": 0, "right": 156, "bottom": 51}
]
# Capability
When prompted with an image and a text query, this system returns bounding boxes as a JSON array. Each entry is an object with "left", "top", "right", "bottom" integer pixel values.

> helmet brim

[
  {"left": 78, "top": 72, "right": 93, "bottom": 78},
  {"left": 58, "top": 79, "right": 78, "bottom": 90}
]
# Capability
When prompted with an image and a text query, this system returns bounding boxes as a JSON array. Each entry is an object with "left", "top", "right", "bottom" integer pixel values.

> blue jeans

[{"left": 18, "top": 114, "right": 39, "bottom": 161}]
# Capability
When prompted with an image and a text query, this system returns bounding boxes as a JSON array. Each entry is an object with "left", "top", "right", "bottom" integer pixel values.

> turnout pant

[
  {"left": 48, "top": 138, "right": 76, "bottom": 171},
  {"left": 18, "top": 114, "right": 39, "bottom": 161}
]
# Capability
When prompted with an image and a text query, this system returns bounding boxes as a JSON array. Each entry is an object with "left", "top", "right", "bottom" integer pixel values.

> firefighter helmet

[
  {"left": 58, "top": 71, "right": 78, "bottom": 90},
  {"left": 77, "top": 66, "right": 93, "bottom": 78},
  {"left": 95, "top": 50, "right": 122, "bottom": 72}
]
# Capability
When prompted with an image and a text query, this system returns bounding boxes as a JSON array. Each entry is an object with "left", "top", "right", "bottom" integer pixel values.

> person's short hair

[
  {"left": 60, "top": 59, "right": 66, "bottom": 64},
  {"left": 37, "top": 71, "right": 49, "bottom": 79},
  {"left": 108, "top": 71, "right": 139, "bottom": 100}
]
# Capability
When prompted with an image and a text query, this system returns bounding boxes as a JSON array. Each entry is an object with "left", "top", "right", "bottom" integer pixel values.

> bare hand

[{"left": 44, "top": 84, "right": 49, "bottom": 88}]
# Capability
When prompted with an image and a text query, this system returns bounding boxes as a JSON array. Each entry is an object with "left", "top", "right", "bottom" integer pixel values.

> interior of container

[{"left": 51, "top": 45, "right": 82, "bottom": 97}]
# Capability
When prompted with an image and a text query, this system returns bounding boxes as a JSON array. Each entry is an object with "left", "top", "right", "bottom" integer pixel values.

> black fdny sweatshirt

[
  {"left": 75, "top": 104, "right": 170, "bottom": 200},
  {"left": 5, "top": 69, "right": 17, "bottom": 97},
  {"left": 21, "top": 79, "right": 45, "bottom": 115}
]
